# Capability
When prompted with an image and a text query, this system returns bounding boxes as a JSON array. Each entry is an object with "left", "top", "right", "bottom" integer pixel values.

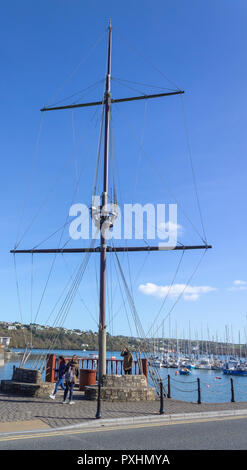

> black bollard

[
  {"left": 230, "top": 378, "right": 235, "bottom": 403},
  {"left": 167, "top": 374, "right": 171, "bottom": 398},
  {"left": 95, "top": 376, "right": 102, "bottom": 419},
  {"left": 159, "top": 381, "right": 165, "bottom": 414},
  {"left": 197, "top": 377, "right": 201, "bottom": 404}
]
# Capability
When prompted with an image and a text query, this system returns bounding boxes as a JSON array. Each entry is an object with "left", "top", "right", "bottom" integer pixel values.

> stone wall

[
  {"left": 1, "top": 379, "right": 54, "bottom": 397},
  {"left": 84, "top": 374, "right": 156, "bottom": 402},
  {"left": 12, "top": 367, "right": 42, "bottom": 384},
  {"left": 0, "top": 367, "right": 54, "bottom": 397}
]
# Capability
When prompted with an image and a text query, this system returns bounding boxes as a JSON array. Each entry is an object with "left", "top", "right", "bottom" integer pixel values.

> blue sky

[{"left": 1, "top": 0, "right": 247, "bottom": 344}]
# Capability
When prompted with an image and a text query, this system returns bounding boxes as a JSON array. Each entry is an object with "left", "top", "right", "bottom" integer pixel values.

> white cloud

[
  {"left": 228, "top": 280, "right": 247, "bottom": 292},
  {"left": 234, "top": 280, "right": 247, "bottom": 286},
  {"left": 138, "top": 282, "right": 216, "bottom": 302},
  {"left": 157, "top": 221, "right": 183, "bottom": 239}
]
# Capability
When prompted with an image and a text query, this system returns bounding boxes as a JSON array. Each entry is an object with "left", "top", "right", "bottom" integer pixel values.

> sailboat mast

[{"left": 98, "top": 20, "right": 112, "bottom": 380}]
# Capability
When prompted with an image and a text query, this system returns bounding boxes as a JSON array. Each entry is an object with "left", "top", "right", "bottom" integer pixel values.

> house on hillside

[{"left": 0, "top": 337, "right": 11, "bottom": 347}]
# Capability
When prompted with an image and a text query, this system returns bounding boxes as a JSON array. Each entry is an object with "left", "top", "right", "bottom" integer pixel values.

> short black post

[
  {"left": 95, "top": 376, "right": 102, "bottom": 419},
  {"left": 197, "top": 377, "right": 201, "bottom": 404},
  {"left": 231, "top": 378, "right": 235, "bottom": 403},
  {"left": 167, "top": 374, "right": 171, "bottom": 398},
  {"left": 159, "top": 381, "right": 165, "bottom": 414}
]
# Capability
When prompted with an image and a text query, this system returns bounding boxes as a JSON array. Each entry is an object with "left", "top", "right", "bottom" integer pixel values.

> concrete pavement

[{"left": 1, "top": 388, "right": 247, "bottom": 438}]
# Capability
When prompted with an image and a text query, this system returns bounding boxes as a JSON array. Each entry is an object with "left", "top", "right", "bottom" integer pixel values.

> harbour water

[{"left": 1, "top": 349, "right": 247, "bottom": 404}]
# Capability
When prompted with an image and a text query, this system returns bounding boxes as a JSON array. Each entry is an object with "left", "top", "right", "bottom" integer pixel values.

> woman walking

[
  {"left": 63, "top": 355, "right": 79, "bottom": 405},
  {"left": 49, "top": 356, "right": 67, "bottom": 400}
]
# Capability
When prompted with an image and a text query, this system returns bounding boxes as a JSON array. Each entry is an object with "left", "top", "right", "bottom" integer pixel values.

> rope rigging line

[
  {"left": 15, "top": 105, "right": 100, "bottom": 250},
  {"left": 13, "top": 254, "right": 27, "bottom": 352},
  {"left": 110, "top": 107, "right": 151, "bottom": 249},
  {"left": 32, "top": 236, "right": 97, "bottom": 372},
  {"left": 33, "top": 107, "right": 99, "bottom": 251},
  {"left": 50, "top": 235, "right": 98, "bottom": 328},
  {"left": 29, "top": 254, "right": 34, "bottom": 350},
  {"left": 112, "top": 77, "right": 177, "bottom": 93},
  {"left": 109, "top": 107, "right": 117, "bottom": 205},
  {"left": 18, "top": 253, "right": 35, "bottom": 367},
  {"left": 45, "top": 30, "right": 107, "bottom": 108},
  {"left": 110, "top": 248, "right": 134, "bottom": 338},
  {"left": 152, "top": 247, "right": 209, "bottom": 340},
  {"left": 41, "top": 254, "right": 93, "bottom": 361},
  {"left": 109, "top": 248, "right": 167, "bottom": 395},
  {"left": 180, "top": 94, "right": 208, "bottom": 244},
  {"left": 111, "top": 250, "right": 145, "bottom": 366},
  {"left": 112, "top": 26, "right": 182, "bottom": 91},
  {"left": 112, "top": 247, "right": 165, "bottom": 393},
  {"left": 144, "top": 248, "right": 185, "bottom": 340},
  {"left": 132, "top": 100, "right": 148, "bottom": 204},
  {"left": 31, "top": 170, "right": 89, "bottom": 321},
  {"left": 71, "top": 111, "right": 79, "bottom": 186},
  {"left": 111, "top": 78, "right": 152, "bottom": 97},
  {"left": 92, "top": 101, "right": 105, "bottom": 204},
  {"left": 114, "top": 102, "right": 207, "bottom": 246},
  {"left": 62, "top": 254, "right": 98, "bottom": 327},
  {"left": 48, "top": 79, "right": 105, "bottom": 109},
  {"left": 15, "top": 113, "right": 45, "bottom": 250}
]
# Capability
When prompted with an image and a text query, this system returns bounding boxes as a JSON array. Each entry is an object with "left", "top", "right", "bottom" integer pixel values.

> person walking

[
  {"left": 49, "top": 356, "right": 67, "bottom": 400},
  {"left": 63, "top": 354, "right": 79, "bottom": 405},
  {"left": 121, "top": 347, "right": 133, "bottom": 375}
]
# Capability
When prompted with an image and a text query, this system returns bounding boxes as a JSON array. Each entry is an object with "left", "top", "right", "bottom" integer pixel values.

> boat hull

[
  {"left": 179, "top": 369, "right": 191, "bottom": 375},
  {"left": 223, "top": 368, "right": 247, "bottom": 376}
]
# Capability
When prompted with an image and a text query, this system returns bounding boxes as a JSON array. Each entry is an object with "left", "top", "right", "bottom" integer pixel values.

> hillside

[
  {"left": 1, "top": 322, "right": 246, "bottom": 356},
  {"left": 0, "top": 324, "right": 140, "bottom": 352}
]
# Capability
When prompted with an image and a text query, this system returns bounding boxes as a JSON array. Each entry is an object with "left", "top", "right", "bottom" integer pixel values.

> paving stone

[{"left": 0, "top": 389, "right": 247, "bottom": 429}]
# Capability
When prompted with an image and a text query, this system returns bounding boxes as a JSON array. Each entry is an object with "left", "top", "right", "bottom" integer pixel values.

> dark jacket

[
  {"left": 121, "top": 350, "right": 133, "bottom": 371},
  {"left": 65, "top": 360, "right": 79, "bottom": 383},
  {"left": 58, "top": 362, "right": 66, "bottom": 379}
]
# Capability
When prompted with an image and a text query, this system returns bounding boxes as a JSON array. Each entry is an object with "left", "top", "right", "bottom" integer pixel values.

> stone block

[
  {"left": 12, "top": 367, "right": 42, "bottom": 384},
  {"left": 0, "top": 379, "right": 54, "bottom": 397},
  {"left": 84, "top": 374, "right": 155, "bottom": 402}
]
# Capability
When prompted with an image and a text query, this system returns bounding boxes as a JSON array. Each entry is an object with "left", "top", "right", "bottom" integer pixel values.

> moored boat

[
  {"left": 195, "top": 358, "right": 212, "bottom": 370},
  {"left": 222, "top": 360, "right": 247, "bottom": 376},
  {"left": 179, "top": 367, "right": 191, "bottom": 375}
]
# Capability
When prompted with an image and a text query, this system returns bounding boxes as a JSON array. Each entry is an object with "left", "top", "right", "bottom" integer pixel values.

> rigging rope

[
  {"left": 15, "top": 113, "right": 45, "bottom": 250},
  {"left": 62, "top": 254, "right": 98, "bottom": 327},
  {"left": 48, "top": 79, "right": 105, "bottom": 109},
  {"left": 153, "top": 248, "right": 209, "bottom": 340},
  {"left": 114, "top": 102, "right": 207, "bottom": 246},
  {"left": 18, "top": 106, "right": 103, "bottom": 355},
  {"left": 180, "top": 94, "right": 208, "bottom": 244},
  {"left": 45, "top": 30, "right": 107, "bottom": 108},
  {"left": 112, "top": 247, "right": 165, "bottom": 394},
  {"left": 145, "top": 249, "right": 185, "bottom": 339},
  {"left": 13, "top": 254, "right": 27, "bottom": 352},
  {"left": 112, "top": 77, "right": 177, "bottom": 93},
  {"left": 16, "top": 106, "right": 99, "bottom": 250},
  {"left": 112, "top": 26, "right": 182, "bottom": 91},
  {"left": 32, "top": 235, "right": 97, "bottom": 372}
]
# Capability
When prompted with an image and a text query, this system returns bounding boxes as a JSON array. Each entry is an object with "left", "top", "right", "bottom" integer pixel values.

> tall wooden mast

[{"left": 98, "top": 19, "right": 112, "bottom": 379}]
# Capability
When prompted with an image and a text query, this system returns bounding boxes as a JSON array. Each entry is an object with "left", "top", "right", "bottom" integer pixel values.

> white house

[{"left": 0, "top": 337, "right": 11, "bottom": 347}]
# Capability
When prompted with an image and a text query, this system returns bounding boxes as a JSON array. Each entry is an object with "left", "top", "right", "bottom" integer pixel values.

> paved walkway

[{"left": 1, "top": 388, "right": 247, "bottom": 434}]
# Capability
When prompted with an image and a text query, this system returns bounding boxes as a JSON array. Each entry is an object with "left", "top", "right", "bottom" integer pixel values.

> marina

[{"left": 1, "top": 348, "right": 247, "bottom": 404}]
